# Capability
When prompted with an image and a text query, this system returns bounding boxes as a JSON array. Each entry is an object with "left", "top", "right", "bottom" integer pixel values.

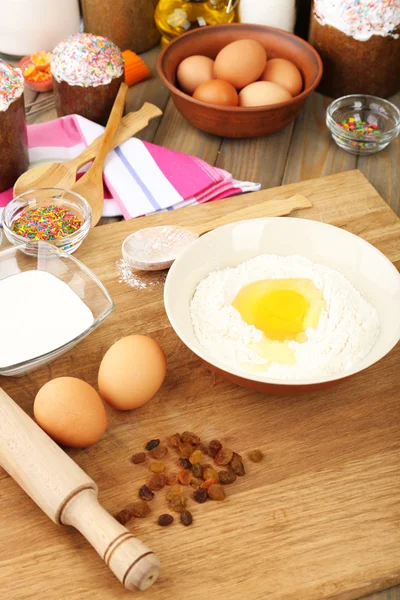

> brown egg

[
  {"left": 239, "top": 81, "right": 292, "bottom": 107},
  {"left": 177, "top": 55, "right": 215, "bottom": 95},
  {"left": 193, "top": 79, "right": 239, "bottom": 107},
  {"left": 260, "top": 58, "right": 303, "bottom": 97},
  {"left": 98, "top": 335, "right": 166, "bottom": 411},
  {"left": 34, "top": 377, "right": 107, "bottom": 448},
  {"left": 214, "top": 39, "right": 267, "bottom": 89}
]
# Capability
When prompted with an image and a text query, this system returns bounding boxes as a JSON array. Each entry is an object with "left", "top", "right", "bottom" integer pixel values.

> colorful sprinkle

[
  {"left": 314, "top": 0, "right": 400, "bottom": 42},
  {"left": 51, "top": 33, "right": 124, "bottom": 88},
  {"left": 337, "top": 117, "right": 381, "bottom": 136},
  {"left": 12, "top": 205, "right": 82, "bottom": 241},
  {"left": 0, "top": 60, "right": 24, "bottom": 112}
]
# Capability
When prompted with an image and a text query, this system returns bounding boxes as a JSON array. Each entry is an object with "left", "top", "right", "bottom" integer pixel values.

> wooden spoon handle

[
  {"left": 0, "top": 387, "right": 160, "bottom": 591},
  {"left": 69, "top": 103, "right": 162, "bottom": 171},
  {"left": 191, "top": 194, "right": 313, "bottom": 236},
  {"left": 86, "top": 82, "right": 128, "bottom": 178}
]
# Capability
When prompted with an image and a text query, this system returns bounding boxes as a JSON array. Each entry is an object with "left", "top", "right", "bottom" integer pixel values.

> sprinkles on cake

[
  {"left": 51, "top": 33, "right": 124, "bottom": 88},
  {"left": 314, "top": 0, "right": 400, "bottom": 42},
  {"left": 0, "top": 60, "right": 24, "bottom": 112}
]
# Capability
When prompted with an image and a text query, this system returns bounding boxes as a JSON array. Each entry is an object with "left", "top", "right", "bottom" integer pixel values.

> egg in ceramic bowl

[
  {"left": 157, "top": 23, "right": 323, "bottom": 137},
  {"left": 164, "top": 217, "right": 400, "bottom": 394}
]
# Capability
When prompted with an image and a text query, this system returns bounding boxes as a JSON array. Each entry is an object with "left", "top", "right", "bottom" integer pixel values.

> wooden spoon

[
  {"left": 122, "top": 193, "right": 312, "bottom": 271},
  {"left": 13, "top": 102, "right": 162, "bottom": 196},
  {"left": 69, "top": 82, "right": 128, "bottom": 226}
]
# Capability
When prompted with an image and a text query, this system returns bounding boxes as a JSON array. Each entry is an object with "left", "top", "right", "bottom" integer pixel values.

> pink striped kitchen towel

[{"left": 0, "top": 114, "right": 260, "bottom": 223}]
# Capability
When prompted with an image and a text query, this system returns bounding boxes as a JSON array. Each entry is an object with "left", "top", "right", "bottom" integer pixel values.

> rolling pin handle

[{"left": 60, "top": 488, "right": 160, "bottom": 591}]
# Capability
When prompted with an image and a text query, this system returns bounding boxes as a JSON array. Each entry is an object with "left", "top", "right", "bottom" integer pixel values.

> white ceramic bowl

[{"left": 164, "top": 218, "right": 400, "bottom": 393}]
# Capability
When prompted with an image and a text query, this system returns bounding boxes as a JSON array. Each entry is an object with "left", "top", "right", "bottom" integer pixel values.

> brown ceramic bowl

[{"left": 157, "top": 23, "right": 323, "bottom": 138}]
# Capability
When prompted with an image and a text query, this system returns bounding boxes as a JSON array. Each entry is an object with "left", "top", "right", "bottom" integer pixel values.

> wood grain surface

[
  {"left": 6, "top": 43, "right": 400, "bottom": 599},
  {"left": 0, "top": 171, "right": 399, "bottom": 600}
]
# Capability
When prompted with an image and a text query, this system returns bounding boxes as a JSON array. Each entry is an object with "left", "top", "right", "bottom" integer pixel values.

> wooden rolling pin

[{"left": 0, "top": 387, "right": 160, "bottom": 591}]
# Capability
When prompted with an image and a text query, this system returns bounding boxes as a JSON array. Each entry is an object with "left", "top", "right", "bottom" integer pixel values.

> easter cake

[
  {"left": 51, "top": 33, "right": 124, "bottom": 125},
  {"left": 0, "top": 60, "right": 28, "bottom": 192},
  {"left": 309, "top": 0, "right": 400, "bottom": 98}
]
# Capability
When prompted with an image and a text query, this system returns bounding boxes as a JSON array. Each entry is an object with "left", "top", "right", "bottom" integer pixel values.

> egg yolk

[{"left": 232, "top": 278, "right": 325, "bottom": 342}]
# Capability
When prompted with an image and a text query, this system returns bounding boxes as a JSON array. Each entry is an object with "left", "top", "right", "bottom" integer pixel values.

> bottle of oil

[{"left": 154, "top": 0, "right": 237, "bottom": 46}]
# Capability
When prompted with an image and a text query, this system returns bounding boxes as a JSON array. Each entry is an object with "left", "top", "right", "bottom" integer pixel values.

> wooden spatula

[
  {"left": 13, "top": 103, "right": 162, "bottom": 197},
  {"left": 68, "top": 82, "right": 128, "bottom": 226},
  {"left": 0, "top": 387, "right": 160, "bottom": 591}
]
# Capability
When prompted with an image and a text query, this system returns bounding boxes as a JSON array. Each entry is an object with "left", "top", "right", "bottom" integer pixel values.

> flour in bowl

[{"left": 190, "top": 254, "right": 380, "bottom": 380}]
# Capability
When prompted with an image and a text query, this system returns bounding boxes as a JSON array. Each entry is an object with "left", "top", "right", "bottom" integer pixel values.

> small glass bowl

[
  {"left": 1, "top": 188, "right": 92, "bottom": 255},
  {"left": 326, "top": 94, "right": 400, "bottom": 155},
  {"left": 0, "top": 242, "right": 113, "bottom": 376}
]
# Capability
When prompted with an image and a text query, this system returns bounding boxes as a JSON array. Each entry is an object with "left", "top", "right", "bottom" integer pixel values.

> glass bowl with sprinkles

[
  {"left": 2, "top": 188, "right": 91, "bottom": 254},
  {"left": 326, "top": 94, "right": 400, "bottom": 155}
]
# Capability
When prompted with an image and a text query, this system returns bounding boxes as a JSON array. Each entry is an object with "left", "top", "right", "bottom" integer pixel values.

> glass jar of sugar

[{"left": 309, "top": 0, "right": 400, "bottom": 98}]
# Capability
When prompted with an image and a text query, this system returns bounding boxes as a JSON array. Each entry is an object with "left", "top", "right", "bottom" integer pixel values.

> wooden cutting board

[{"left": 1, "top": 170, "right": 400, "bottom": 600}]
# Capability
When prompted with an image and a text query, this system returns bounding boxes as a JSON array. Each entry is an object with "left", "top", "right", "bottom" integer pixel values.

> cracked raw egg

[{"left": 232, "top": 278, "right": 325, "bottom": 369}]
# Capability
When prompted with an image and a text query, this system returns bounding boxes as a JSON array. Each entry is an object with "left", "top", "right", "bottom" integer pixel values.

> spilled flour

[
  {"left": 190, "top": 254, "right": 380, "bottom": 381},
  {"left": 116, "top": 258, "right": 166, "bottom": 290}
]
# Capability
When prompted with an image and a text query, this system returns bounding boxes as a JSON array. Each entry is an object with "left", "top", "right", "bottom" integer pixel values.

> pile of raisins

[{"left": 114, "top": 432, "right": 263, "bottom": 529}]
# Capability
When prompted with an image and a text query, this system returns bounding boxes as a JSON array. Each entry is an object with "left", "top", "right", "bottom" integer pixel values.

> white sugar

[{"left": 0, "top": 270, "right": 94, "bottom": 368}]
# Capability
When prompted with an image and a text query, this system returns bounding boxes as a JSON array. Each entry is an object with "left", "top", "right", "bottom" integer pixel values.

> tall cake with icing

[
  {"left": 51, "top": 33, "right": 124, "bottom": 125},
  {"left": 0, "top": 61, "right": 28, "bottom": 192},
  {"left": 309, "top": 0, "right": 400, "bottom": 98}
]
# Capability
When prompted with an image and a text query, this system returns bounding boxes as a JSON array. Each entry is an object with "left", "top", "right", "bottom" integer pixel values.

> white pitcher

[
  {"left": 0, "top": 0, "right": 81, "bottom": 57},
  {"left": 238, "top": 0, "right": 296, "bottom": 33}
]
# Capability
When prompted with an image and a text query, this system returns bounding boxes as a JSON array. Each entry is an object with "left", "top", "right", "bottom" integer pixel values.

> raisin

[
  {"left": 189, "top": 449, "right": 203, "bottom": 464},
  {"left": 166, "top": 485, "right": 183, "bottom": 500},
  {"left": 131, "top": 452, "right": 146, "bottom": 464},
  {"left": 168, "top": 495, "right": 188, "bottom": 513},
  {"left": 115, "top": 508, "right": 133, "bottom": 525},
  {"left": 145, "top": 439, "right": 160, "bottom": 451},
  {"left": 207, "top": 484, "right": 226, "bottom": 501},
  {"left": 191, "top": 463, "right": 203, "bottom": 479},
  {"left": 138, "top": 485, "right": 155, "bottom": 501},
  {"left": 150, "top": 462, "right": 166, "bottom": 473},
  {"left": 128, "top": 501, "right": 151, "bottom": 518},
  {"left": 208, "top": 439, "right": 222, "bottom": 457},
  {"left": 167, "top": 433, "right": 181, "bottom": 448},
  {"left": 150, "top": 445, "right": 168, "bottom": 460},
  {"left": 190, "top": 478, "right": 203, "bottom": 489},
  {"left": 181, "top": 431, "right": 201, "bottom": 445},
  {"left": 193, "top": 487, "right": 208, "bottom": 503},
  {"left": 219, "top": 470, "right": 236, "bottom": 485},
  {"left": 179, "top": 457, "right": 192, "bottom": 469},
  {"left": 203, "top": 466, "right": 219, "bottom": 481},
  {"left": 179, "top": 442, "right": 194, "bottom": 457},
  {"left": 180, "top": 510, "right": 193, "bottom": 526},
  {"left": 199, "top": 443, "right": 209, "bottom": 455},
  {"left": 178, "top": 469, "right": 192, "bottom": 485},
  {"left": 230, "top": 453, "right": 245, "bottom": 476},
  {"left": 248, "top": 449, "right": 264, "bottom": 463},
  {"left": 158, "top": 514, "right": 174, "bottom": 527},
  {"left": 214, "top": 447, "right": 233, "bottom": 466},
  {"left": 166, "top": 472, "right": 179, "bottom": 486},
  {"left": 200, "top": 478, "right": 219, "bottom": 489},
  {"left": 147, "top": 473, "right": 167, "bottom": 491}
]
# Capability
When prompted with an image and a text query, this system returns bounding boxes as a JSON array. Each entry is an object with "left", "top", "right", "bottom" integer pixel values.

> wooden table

[{"left": 9, "top": 46, "right": 400, "bottom": 600}]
